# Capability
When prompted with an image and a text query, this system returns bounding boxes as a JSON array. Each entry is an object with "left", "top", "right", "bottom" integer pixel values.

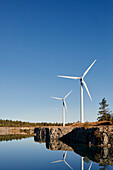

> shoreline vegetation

[
  {"left": 0, "top": 119, "right": 73, "bottom": 127},
  {"left": 0, "top": 134, "right": 33, "bottom": 142},
  {"left": 0, "top": 119, "right": 113, "bottom": 128}
]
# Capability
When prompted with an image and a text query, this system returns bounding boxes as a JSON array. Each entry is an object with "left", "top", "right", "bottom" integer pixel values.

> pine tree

[{"left": 97, "top": 98, "right": 112, "bottom": 121}]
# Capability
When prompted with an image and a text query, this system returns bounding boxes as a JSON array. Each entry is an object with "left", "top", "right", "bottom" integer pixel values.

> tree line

[
  {"left": 0, "top": 119, "right": 72, "bottom": 127},
  {"left": 0, "top": 134, "right": 32, "bottom": 142}
]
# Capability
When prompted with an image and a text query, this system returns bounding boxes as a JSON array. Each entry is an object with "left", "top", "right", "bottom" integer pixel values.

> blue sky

[{"left": 0, "top": 0, "right": 113, "bottom": 123}]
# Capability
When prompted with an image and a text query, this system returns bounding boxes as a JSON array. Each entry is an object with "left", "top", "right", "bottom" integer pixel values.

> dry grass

[{"left": 71, "top": 121, "right": 112, "bottom": 128}]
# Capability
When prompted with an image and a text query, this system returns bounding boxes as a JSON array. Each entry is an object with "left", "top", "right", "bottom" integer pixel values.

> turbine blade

[
  {"left": 88, "top": 162, "right": 93, "bottom": 170},
  {"left": 82, "top": 81, "right": 92, "bottom": 101},
  {"left": 83, "top": 59, "right": 96, "bottom": 78},
  {"left": 51, "top": 97, "right": 62, "bottom": 100},
  {"left": 64, "top": 151, "right": 67, "bottom": 159},
  {"left": 64, "top": 161, "right": 73, "bottom": 170},
  {"left": 64, "top": 101, "right": 68, "bottom": 112},
  {"left": 57, "top": 75, "right": 81, "bottom": 80},
  {"left": 51, "top": 160, "right": 63, "bottom": 163},
  {"left": 64, "top": 90, "right": 73, "bottom": 99}
]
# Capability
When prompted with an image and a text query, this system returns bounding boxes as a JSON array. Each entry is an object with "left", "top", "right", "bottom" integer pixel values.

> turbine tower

[
  {"left": 51, "top": 151, "right": 73, "bottom": 170},
  {"left": 57, "top": 59, "right": 96, "bottom": 123},
  {"left": 51, "top": 90, "right": 72, "bottom": 126}
]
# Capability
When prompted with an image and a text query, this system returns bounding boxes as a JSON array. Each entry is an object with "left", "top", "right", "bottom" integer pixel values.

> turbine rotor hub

[{"left": 80, "top": 77, "right": 83, "bottom": 82}]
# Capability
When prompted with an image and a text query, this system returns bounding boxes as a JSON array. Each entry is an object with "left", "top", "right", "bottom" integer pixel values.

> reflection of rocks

[
  {"left": 34, "top": 129, "right": 113, "bottom": 166},
  {"left": 94, "top": 147, "right": 113, "bottom": 166},
  {"left": 62, "top": 140, "right": 113, "bottom": 166},
  {"left": 46, "top": 140, "right": 73, "bottom": 151},
  {"left": 34, "top": 135, "right": 46, "bottom": 143}
]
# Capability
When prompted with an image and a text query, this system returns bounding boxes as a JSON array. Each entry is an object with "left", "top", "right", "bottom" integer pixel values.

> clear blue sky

[{"left": 0, "top": 0, "right": 113, "bottom": 123}]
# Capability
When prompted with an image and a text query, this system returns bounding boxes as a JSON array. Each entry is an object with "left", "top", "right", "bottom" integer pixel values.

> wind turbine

[
  {"left": 57, "top": 59, "right": 96, "bottom": 123},
  {"left": 51, "top": 151, "right": 73, "bottom": 170},
  {"left": 51, "top": 90, "right": 72, "bottom": 126}
]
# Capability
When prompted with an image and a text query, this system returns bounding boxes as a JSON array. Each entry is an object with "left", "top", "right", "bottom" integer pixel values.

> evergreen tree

[{"left": 97, "top": 98, "right": 112, "bottom": 121}]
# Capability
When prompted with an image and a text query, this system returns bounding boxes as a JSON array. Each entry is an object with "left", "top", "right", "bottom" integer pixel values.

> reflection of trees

[
  {"left": 34, "top": 135, "right": 46, "bottom": 143},
  {"left": 84, "top": 156, "right": 90, "bottom": 163},
  {"left": 0, "top": 134, "right": 32, "bottom": 142},
  {"left": 0, "top": 119, "right": 64, "bottom": 127}
]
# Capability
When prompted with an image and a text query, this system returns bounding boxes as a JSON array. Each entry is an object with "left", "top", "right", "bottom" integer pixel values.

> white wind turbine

[
  {"left": 51, "top": 151, "right": 73, "bottom": 170},
  {"left": 57, "top": 59, "right": 96, "bottom": 123},
  {"left": 51, "top": 90, "right": 72, "bottom": 126}
]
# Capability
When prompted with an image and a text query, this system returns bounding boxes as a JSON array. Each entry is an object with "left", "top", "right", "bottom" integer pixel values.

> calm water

[{"left": 0, "top": 135, "right": 112, "bottom": 170}]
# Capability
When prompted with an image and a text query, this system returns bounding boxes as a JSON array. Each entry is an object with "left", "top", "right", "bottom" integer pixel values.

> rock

[
  {"left": 34, "top": 125, "right": 113, "bottom": 147},
  {"left": 102, "top": 133, "right": 108, "bottom": 146}
]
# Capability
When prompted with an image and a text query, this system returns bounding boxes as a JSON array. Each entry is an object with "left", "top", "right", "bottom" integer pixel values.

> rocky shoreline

[
  {"left": 0, "top": 127, "right": 35, "bottom": 135},
  {"left": 35, "top": 126, "right": 113, "bottom": 147}
]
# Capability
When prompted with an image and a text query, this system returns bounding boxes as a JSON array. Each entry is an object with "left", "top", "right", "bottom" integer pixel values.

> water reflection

[
  {"left": 88, "top": 162, "right": 92, "bottom": 170},
  {"left": 0, "top": 134, "right": 112, "bottom": 169},
  {"left": 34, "top": 135, "right": 113, "bottom": 169},
  {"left": 0, "top": 134, "right": 32, "bottom": 142},
  {"left": 63, "top": 140, "right": 113, "bottom": 167},
  {"left": 46, "top": 139, "right": 73, "bottom": 151},
  {"left": 48, "top": 141, "right": 93, "bottom": 170},
  {"left": 34, "top": 135, "right": 46, "bottom": 143},
  {"left": 81, "top": 157, "right": 92, "bottom": 170},
  {"left": 51, "top": 151, "right": 73, "bottom": 170}
]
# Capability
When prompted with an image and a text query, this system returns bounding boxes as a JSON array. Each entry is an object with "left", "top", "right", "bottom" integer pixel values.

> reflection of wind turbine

[
  {"left": 88, "top": 162, "right": 92, "bottom": 170},
  {"left": 57, "top": 59, "right": 96, "bottom": 123},
  {"left": 51, "top": 90, "right": 72, "bottom": 126},
  {"left": 51, "top": 151, "right": 73, "bottom": 170},
  {"left": 81, "top": 157, "right": 84, "bottom": 170},
  {"left": 81, "top": 156, "right": 93, "bottom": 170}
]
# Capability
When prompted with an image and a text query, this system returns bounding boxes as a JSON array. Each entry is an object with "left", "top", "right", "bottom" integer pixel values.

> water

[{"left": 0, "top": 135, "right": 113, "bottom": 170}]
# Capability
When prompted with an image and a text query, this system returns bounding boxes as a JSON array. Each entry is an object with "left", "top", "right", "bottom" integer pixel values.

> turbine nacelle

[
  {"left": 63, "top": 100, "right": 65, "bottom": 106},
  {"left": 80, "top": 77, "right": 83, "bottom": 82}
]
